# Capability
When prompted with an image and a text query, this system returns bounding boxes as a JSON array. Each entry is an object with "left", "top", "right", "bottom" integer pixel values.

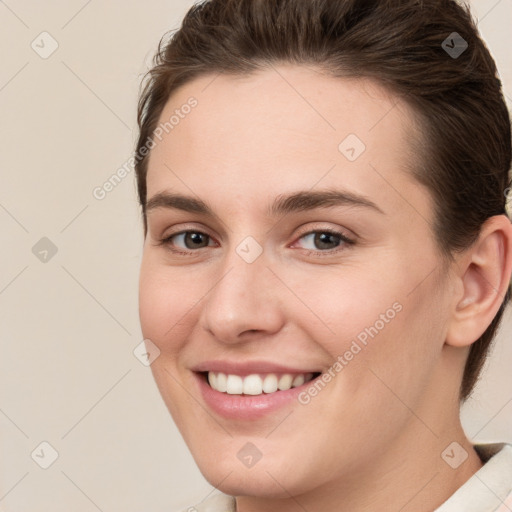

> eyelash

[{"left": 157, "top": 227, "right": 355, "bottom": 258}]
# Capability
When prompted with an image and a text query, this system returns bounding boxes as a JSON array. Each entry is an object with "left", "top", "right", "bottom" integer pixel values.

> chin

[
  {"left": 201, "top": 468, "right": 298, "bottom": 499},
  {"left": 191, "top": 447, "right": 318, "bottom": 499}
]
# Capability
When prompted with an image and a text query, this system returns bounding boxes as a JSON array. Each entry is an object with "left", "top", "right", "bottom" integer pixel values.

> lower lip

[{"left": 193, "top": 372, "right": 318, "bottom": 420}]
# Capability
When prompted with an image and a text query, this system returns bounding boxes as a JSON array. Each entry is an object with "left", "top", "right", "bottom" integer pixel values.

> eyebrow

[{"left": 145, "top": 189, "right": 384, "bottom": 217}]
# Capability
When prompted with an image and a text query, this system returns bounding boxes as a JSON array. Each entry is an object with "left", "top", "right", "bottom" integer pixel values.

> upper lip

[{"left": 191, "top": 360, "right": 322, "bottom": 376}]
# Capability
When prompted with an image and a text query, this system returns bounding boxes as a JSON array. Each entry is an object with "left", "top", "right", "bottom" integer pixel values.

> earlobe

[{"left": 446, "top": 215, "right": 512, "bottom": 348}]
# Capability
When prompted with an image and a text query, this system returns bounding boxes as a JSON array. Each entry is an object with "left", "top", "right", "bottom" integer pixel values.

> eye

[
  {"left": 157, "top": 227, "right": 355, "bottom": 257},
  {"left": 158, "top": 230, "right": 216, "bottom": 254},
  {"left": 293, "top": 229, "right": 355, "bottom": 255}
]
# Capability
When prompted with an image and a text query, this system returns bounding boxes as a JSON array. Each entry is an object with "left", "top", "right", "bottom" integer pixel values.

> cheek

[
  {"left": 349, "top": 279, "right": 447, "bottom": 409},
  {"left": 294, "top": 264, "right": 443, "bottom": 399},
  {"left": 286, "top": 267, "right": 403, "bottom": 358},
  {"left": 138, "top": 256, "right": 202, "bottom": 354}
]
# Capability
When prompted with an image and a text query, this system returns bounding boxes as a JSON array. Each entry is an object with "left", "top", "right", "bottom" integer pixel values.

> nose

[{"left": 199, "top": 247, "right": 285, "bottom": 345}]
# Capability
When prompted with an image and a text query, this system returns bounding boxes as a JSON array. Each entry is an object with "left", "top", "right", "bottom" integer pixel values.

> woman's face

[{"left": 139, "top": 65, "right": 459, "bottom": 497}]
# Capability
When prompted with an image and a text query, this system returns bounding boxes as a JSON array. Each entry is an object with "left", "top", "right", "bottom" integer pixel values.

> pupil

[
  {"left": 316, "top": 232, "right": 337, "bottom": 249},
  {"left": 187, "top": 232, "right": 207, "bottom": 248}
]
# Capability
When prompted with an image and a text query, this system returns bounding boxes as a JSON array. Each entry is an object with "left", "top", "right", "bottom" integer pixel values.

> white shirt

[{"left": 182, "top": 443, "right": 512, "bottom": 512}]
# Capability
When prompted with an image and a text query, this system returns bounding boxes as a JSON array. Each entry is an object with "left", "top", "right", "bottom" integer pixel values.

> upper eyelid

[
  {"left": 158, "top": 219, "right": 356, "bottom": 237},
  {"left": 160, "top": 224, "right": 354, "bottom": 239},
  {"left": 294, "top": 224, "right": 355, "bottom": 240}
]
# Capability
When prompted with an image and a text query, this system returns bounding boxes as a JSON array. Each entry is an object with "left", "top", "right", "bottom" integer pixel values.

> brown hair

[{"left": 135, "top": 0, "right": 512, "bottom": 402}]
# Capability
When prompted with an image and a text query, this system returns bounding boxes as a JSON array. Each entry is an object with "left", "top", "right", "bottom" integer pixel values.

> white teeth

[
  {"left": 207, "top": 371, "right": 316, "bottom": 395},
  {"left": 278, "top": 374, "right": 293, "bottom": 391},
  {"left": 262, "top": 374, "right": 278, "bottom": 393},
  {"left": 243, "top": 374, "right": 263, "bottom": 395},
  {"left": 226, "top": 374, "right": 243, "bottom": 394},
  {"left": 216, "top": 372, "right": 227, "bottom": 392},
  {"left": 292, "top": 374, "right": 305, "bottom": 387}
]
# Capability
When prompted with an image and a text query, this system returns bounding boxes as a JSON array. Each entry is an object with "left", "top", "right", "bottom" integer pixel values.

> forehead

[{"left": 145, "top": 65, "right": 430, "bottom": 222}]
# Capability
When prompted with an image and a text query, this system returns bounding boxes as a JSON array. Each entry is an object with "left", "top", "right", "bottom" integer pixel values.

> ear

[{"left": 446, "top": 215, "right": 512, "bottom": 348}]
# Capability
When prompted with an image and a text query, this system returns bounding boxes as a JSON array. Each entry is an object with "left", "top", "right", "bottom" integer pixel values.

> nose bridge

[
  {"left": 216, "top": 232, "right": 269, "bottom": 300},
  {"left": 200, "top": 236, "right": 283, "bottom": 342},
  {"left": 211, "top": 237, "right": 270, "bottom": 313}
]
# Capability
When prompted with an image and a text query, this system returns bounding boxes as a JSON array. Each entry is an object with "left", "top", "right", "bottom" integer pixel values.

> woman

[{"left": 135, "top": 0, "right": 512, "bottom": 510}]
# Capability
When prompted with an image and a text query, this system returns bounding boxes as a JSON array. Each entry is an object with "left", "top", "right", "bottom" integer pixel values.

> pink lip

[
  {"left": 192, "top": 370, "right": 321, "bottom": 420},
  {"left": 190, "top": 359, "right": 321, "bottom": 377}
]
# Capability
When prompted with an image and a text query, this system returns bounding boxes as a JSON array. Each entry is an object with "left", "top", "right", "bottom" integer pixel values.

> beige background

[{"left": 0, "top": 1, "right": 511, "bottom": 511}]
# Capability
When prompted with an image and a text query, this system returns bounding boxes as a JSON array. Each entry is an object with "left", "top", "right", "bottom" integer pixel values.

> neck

[{"left": 235, "top": 418, "right": 483, "bottom": 512}]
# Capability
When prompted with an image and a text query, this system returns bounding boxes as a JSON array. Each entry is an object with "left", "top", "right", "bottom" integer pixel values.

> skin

[{"left": 138, "top": 64, "right": 512, "bottom": 511}]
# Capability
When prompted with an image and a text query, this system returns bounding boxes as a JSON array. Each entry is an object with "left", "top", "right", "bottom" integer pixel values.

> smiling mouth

[{"left": 199, "top": 371, "right": 322, "bottom": 396}]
